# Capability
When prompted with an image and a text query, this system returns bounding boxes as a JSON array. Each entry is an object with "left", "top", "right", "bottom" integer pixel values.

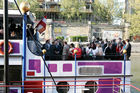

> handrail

[{"left": 0, "top": 83, "right": 140, "bottom": 92}]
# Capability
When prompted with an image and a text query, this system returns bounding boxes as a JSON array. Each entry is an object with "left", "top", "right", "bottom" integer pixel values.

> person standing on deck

[
  {"left": 125, "top": 39, "right": 131, "bottom": 60},
  {"left": 62, "top": 41, "right": 69, "bottom": 60},
  {"left": 72, "top": 43, "right": 82, "bottom": 59},
  {"left": 104, "top": 42, "right": 112, "bottom": 60},
  {"left": 43, "top": 39, "right": 51, "bottom": 60}
]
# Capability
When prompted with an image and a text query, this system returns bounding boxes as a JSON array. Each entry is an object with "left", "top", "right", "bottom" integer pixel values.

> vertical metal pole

[
  {"left": 123, "top": 54, "right": 126, "bottom": 93},
  {"left": 22, "top": 14, "right": 27, "bottom": 93},
  {"left": 3, "top": 0, "right": 9, "bottom": 92},
  {"left": 74, "top": 54, "right": 77, "bottom": 93},
  {"left": 43, "top": 55, "right": 46, "bottom": 93}
]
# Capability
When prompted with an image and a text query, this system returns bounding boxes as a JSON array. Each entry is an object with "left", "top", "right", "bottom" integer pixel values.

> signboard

[{"left": 103, "top": 30, "right": 122, "bottom": 40}]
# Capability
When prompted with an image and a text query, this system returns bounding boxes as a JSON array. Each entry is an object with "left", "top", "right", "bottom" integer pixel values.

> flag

[{"left": 36, "top": 16, "right": 47, "bottom": 34}]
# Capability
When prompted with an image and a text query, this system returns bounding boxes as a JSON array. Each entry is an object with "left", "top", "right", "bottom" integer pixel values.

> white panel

[
  {"left": 26, "top": 60, "right": 133, "bottom": 77},
  {"left": 26, "top": 40, "right": 44, "bottom": 77},
  {"left": 122, "top": 60, "right": 131, "bottom": 75},
  {"left": 126, "top": 61, "right": 131, "bottom": 75},
  {"left": 0, "top": 57, "right": 22, "bottom": 65}
]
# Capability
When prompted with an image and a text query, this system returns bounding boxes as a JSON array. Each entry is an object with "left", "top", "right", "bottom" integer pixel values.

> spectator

[
  {"left": 96, "top": 43, "right": 103, "bottom": 60},
  {"left": 87, "top": 42, "right": 97, "bottom": 59},
  {"left": 55, "top": 40, "right": 63, "bottom": 60},
  {"left": 111, "top": 39, "right": 117, "bottom": 60},
  {"left": 72, "top": 43, "right": 82, "bottom": 59},
  {"left": 0, "top": 26, "right": 3, "bottom": 39},
  {"left": 10, "top": 21, "right": 16, "bottom": 32},
  {"left": 43, "top": 39, "right": 51, "bottom": 60},
  {"left": 68, "top": 43, "right": 75, "bottom": 59},
  {"left": 104, "top": 42, "right": 112, "bottom": 60},
  {"left": 85, "top": 43, "right": 90, "bottom": 55},
  {"left": 80, "top": 44, "right": 86, "bottom": 60},
  {"left": 126, "top": 39, "right": 131, "bottom": 60},
  {"left": 116, "top": 43, "right": 123, "bottom": 60},
  {"left": 16, "top": 25, "right": 22, "bottom": 39},
  {"left": 49, "top": 41, "right": 57, "bottom": 60},
  {"left": 10, "top": 31, "right": 17, "bottom": 39},
  {"left": 103, "top": 39, "right": 108, "bottom": 51},
  {"left": 62, "top": 41, "right": 69, "bottom": 60},
  {"left": 120, "top": 40, "right": 127, "bottom": 54},
  {"left": 118, "top": 38, "right": 123, "bottom": 47}
]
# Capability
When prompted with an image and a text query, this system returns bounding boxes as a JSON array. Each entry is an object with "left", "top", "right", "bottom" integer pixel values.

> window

[
  {"left": 56, "top": 82, "right": 70, "bottom": 93},
  {"left": 0, "top": 65, "right": 21, "bottom": 83},
  {"left": 85, "top": 81, "right": 97, "bottom": 93}
]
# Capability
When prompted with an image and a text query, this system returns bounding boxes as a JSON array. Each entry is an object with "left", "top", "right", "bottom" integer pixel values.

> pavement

[{"left": 130, "top": 42, "right": 140, "bottom": 53}]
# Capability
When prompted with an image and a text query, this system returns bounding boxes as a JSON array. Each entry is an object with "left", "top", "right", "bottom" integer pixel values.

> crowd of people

[
  {"left": 0, "top": 22, "right": 23, "bottom": 39},
  {"left": 42, "top": 38, "right": 131, "bottom": 60},
  {"left": 0, "top": 22, "right": 35, "bottom": 39}
]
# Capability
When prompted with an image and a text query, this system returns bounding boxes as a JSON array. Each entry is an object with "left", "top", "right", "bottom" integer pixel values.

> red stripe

[{"left": 27, "top": 71, "right": 35, "bottom": 76}]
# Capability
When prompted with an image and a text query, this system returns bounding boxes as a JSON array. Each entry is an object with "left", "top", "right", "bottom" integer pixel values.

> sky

[{"left": 8, "top": 0, "right": 14, "bottom": 2}]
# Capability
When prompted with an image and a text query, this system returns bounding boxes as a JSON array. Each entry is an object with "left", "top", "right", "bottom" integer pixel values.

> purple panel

[
  {"left": 78, "top": 62, "right": 122, "bottom": 74},
  {"left": 29, "top": 59, "right": 41, "bottom": 73},
  {"left": 96, "top": 78, "right": 121, "bottom": 93},
  {"left": 10, "top": 89, "right": 18, "bottom": 93},
  {"left": 1, "top": 42, "right": 20, "bottom": 53},
  {"left": 48, "top": 64, "right": 57, "bottom": 72},
  {"left": 63, "top": 64, "right": 72, "bottom": 72},
  {"left": 11, "top": 42, "right": 20, "bottom": 53}
]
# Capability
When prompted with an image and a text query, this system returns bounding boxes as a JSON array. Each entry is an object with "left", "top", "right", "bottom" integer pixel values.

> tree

[
  {"left": 60, "top": 0, "right": 85, "bottom": 19},
  {"left": 92, "top": 0, "right": 112, "bottom": 22},
  {"left": 9, "top": 2, "right": 17, "bottom": 9},
  {"left": 16, "top": 0, "right": 44, "bottom": 19},
  {"left": 92, "top": 0, "right": 124, "bottom": 23},
  {"left": 124, "top": 0, "right": 140, "bottom": 36},
  {"left": 28, "top": 0, "right": 44, "bottom": 19}
]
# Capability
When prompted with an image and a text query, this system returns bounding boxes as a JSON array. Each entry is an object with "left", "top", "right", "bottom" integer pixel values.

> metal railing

[{"left": 0, "top": 79, "right": 139, "bottom": 93}]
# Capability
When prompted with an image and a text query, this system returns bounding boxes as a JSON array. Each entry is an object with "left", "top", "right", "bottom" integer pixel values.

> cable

[
  {"left": 41, "top": 56, "right": 57, "bottom": 85},
  {"left": 13, "top": 0, "right": 57, "bottom": 86}
]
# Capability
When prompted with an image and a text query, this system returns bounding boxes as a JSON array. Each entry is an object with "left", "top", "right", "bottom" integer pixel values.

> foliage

[
  {"left": 60, "top": 0, "right": 85, "bottom": 19},
  {"left": 0, "top": 0, "right": 44, "bottom": 19},
  {"left": 124, "top": 0, "right": 140, "bottom": 36},
  {"left": 29, "top": 2, "right": 44, "bottom": 19},
  {"left": 18, "top": 0, "right": 44, "bottom": 19},
  {"left": 92, "top": 0, "right": 112, "bottom": 22},
  {"left": 56, "top": 36, "right": 64, "bottom": 40},
  {"left": 106, "top": 0, "right": 124, "bottom": 19},
  {"left": 92, "top": 0, "right": 124, "bottom": 23},
  {"left": 70, "top": 36, "right": 88, "bottom": 42}
]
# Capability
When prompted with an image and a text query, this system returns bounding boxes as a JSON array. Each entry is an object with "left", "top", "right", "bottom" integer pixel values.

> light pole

[{"left": 20, "top": 2, "right": 30, "bottom": 93}]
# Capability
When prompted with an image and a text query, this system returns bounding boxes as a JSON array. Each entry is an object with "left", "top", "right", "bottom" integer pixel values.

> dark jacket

[{"left": 104, "top": 46, "right": 112, "bottom": 59}]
